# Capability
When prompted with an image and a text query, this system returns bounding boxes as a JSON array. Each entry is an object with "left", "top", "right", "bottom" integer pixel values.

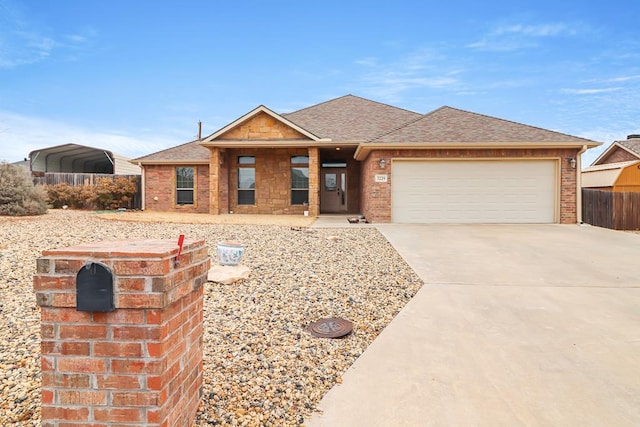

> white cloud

[
  {"left": 561, "top": 87, "right": 622, "bottom": 95},
  {"left": 353, "top": 49, "right": 462, "bottom": 103},
  {"left": 592, "top": 75, "right": 640, "bottom": 84},
  {"left": 0, "top": 111, "right": 181, "bottom": 163},
  {"left": 468, "top": 21, "right": 582, "bottom": 52},
  {"left": 0, "top": 2, "right": 95, "bottom": 68},
  {"left": 495, "top": 23, "right": 575, "bottom": 37}
]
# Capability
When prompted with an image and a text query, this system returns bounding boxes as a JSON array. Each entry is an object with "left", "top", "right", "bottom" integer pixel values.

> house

[
  {"left": 133, "top": 94, "right": 600, "bottom": 224},
  {"left": 582, "top": 135, "right": 640, "bottom": 192}
]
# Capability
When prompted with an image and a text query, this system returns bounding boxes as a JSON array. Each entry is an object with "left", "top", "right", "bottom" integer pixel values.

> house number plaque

[{"left": 374, "top": 174, "right": 388, "bottom": 183}]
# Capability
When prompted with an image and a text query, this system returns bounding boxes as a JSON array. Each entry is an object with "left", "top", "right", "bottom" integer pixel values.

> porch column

[
  {"left": 209, "top": 147, "right": 220, "bottom": 215},
  {"left": 308, "top": 147, "right": 319, "bottom": 216}
]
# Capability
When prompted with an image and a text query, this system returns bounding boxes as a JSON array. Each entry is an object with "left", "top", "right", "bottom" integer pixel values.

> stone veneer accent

[
  {"left": 34, "top": 239, "right": 210, "bottom": 426},
  {"left": 360, "top": 148, "right": 581, "bottom": 224},
  {"left": 212, "top": 147, "right": 319, "bottom": 216},
  {"left": 217, "top": 112, "right": 307, "bottom": 140}
]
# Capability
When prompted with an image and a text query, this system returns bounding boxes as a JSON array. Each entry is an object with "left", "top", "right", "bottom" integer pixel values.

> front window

[
  {"left": 291, "top": 156, "right": 309, "bottom": 205},
  {"left": 176, "top": 167, "right": 194, "bottom": 205},
  {"left": 238, "top": 156, "right": 255, "bottom": 205}
]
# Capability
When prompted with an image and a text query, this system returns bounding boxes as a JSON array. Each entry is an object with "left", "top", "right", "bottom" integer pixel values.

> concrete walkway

[{"left": 306, "top": 224, "right": 640, "bottom": 426}]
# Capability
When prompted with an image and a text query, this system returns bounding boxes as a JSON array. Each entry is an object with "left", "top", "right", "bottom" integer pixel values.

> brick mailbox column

[{"left": 33, "top": 239, "right": 210, "bottom": 426}]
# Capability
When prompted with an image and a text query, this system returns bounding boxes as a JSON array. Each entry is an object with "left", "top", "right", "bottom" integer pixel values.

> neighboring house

[
  {"left": 582, "top": 135, "right": 640, "bottom": 192},
  {"left": 133, "top": 94, "right": 600, "bottom": 224},
  {"left": 29, "top": 143, "right": 142, "bottom": 175},
  {"left": 588, "top": 135, "right": 640, "bottom": 165},
  {"left": 10, "top": 159, "right": 29, "bottom": 169}
]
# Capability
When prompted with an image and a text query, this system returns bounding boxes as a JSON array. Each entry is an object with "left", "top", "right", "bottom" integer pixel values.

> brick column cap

[{"left": 42, "top": 239, "right": 205, "bottom": 258}]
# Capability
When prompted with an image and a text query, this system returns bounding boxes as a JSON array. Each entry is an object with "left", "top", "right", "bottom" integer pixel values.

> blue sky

[{"left": 1, "top": 0, "right": 639, "bottom": 166}]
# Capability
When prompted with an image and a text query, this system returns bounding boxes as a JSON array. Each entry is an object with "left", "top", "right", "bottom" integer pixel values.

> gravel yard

[{"left": 0, "top": 210, "right": 422, "bottom": 426}]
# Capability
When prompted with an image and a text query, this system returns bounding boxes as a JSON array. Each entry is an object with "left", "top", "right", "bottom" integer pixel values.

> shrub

[
  {"left": 0, "top": 162, "right": 48, "bottom": 216},
  {"left": 45, "top": 183, "right": 76, "bottom": 208},
  {"left": 45, "top": 176, "right": 138, "bottom": 210}
]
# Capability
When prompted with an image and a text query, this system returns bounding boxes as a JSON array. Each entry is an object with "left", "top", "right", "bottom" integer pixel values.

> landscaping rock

[
  {"left": 0, "top": 210, "right": 423, "bottom": 427},
  {"left": 208, "top": 264, "right": 251, "bottom": 284}
]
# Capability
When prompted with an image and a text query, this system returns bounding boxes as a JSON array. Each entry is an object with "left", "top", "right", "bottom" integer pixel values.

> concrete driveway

[{"left": 306, "top": 224, "right": 640, "bottom": 426}]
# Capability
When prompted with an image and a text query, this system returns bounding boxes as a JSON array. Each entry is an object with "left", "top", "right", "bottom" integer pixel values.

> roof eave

[
  {"left": 354, "top": 141, "right": 598, "bottom": 161},
  {"left": 200, "top": 139, "right": 361, "bottom": 149},
  {"left": 134, "top": 159, "right": 209, "bottom": 166}
]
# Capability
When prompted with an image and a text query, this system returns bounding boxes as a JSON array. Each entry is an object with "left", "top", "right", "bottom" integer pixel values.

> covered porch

[{"left": 205, "top": 145, "right": 360, "bottom": 217}]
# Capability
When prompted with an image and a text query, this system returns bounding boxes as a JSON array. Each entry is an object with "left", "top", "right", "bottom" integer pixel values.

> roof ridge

[
  {"left": 367, "top": 111, "right": 428, "bottom": 142},
  {"left": 283, "top": 94, "right": 421, "bottom": 116},
  {"left": 368, "top": 106, "right": 468, "bottom": 142},
  {"left": 282, "top": 94, "right": 352, "bottom": 116}
]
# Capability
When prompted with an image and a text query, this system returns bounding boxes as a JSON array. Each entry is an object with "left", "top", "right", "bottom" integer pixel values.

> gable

[
  {"left": 217, "top": 111, "right": 310, "bottom": 140},
  {"left": 596, "top": 146, "right": 640, "bottom": 165},
  {"left": 591, "top": 139, "right": 640, "bottom": 166}
]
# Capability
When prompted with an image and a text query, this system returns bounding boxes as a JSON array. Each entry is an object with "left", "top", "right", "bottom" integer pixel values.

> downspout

[
  {"left": 576, "top": 145, "right": 588, "bottom": 224},
  {"left": 138, "top": 162, "right": 145, "bottom": 211}
]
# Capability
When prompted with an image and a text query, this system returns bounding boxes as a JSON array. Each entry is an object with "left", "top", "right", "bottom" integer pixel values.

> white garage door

[{"left": 392, "top": 160, "right": 557, "bottom": 224}]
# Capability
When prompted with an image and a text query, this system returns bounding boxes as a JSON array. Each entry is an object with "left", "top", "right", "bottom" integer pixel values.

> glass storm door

[{"left": 321, "top": 169, "right": 347, "bottom": 212}]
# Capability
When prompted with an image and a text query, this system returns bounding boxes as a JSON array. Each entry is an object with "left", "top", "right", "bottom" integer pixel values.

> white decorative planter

[{"left": 216, "top": 241, "right": 244, "bottom": 266}]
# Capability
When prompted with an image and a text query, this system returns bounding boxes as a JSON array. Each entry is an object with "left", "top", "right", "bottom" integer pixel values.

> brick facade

[
  {"left": 34, "top": 239, "right": 210, "bottom": 426},
  {"left": 360, "top": 148, "right": 581, "bottom": 224},
  {"left": 144, "top": 165, "right": 210, "bottom": 213}
]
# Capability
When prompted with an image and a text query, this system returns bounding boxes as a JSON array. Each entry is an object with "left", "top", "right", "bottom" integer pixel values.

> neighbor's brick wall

[
  {"left": 360, "top": 148, "right": 580, "bottom": 224},
  {"left": 144, "top": 164, "right": 210, "bottom": 213},
  {"left": 34, "top": 239, "right": 210, "bottom": 426},
  {"left": 598, "top": 146, "right": 638, "bottom": 164}
]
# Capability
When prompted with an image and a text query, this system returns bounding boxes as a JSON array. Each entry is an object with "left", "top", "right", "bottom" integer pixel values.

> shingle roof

[
  {"left": 132, "top": 140, "right": 209, "bottom": 163},
  {"left": 370, "top": 106, "right": 596, "bottom": 144},
  {"left": 617, "top": 138, "right": 640, "bottom": 157},
  {"left": 283, "top": 94, "right": 422, "bottom": 141},
  {"left": 134, "top": 95, "right": 600, "bottom": 163}
]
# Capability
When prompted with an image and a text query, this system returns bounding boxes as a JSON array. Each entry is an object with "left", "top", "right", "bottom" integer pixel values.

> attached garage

[{"left": 391, "top": 159, "right": 558, "bottom": 224}]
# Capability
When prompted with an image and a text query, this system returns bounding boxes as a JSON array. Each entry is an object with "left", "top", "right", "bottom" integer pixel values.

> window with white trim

[
  {"left": 176, "top": 167, "right": 194, "bottom": 205},
  {"left": 238, "top": 156, "right": 255, "bottom": 205},
  {"left": 291, "top": 155, "right": 309, "bottom": 205}
]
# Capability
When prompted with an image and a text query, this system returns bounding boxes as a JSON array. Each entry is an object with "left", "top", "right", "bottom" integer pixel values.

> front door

[{"left": 321, "top": 169, "right": 347, "bottom": 212}]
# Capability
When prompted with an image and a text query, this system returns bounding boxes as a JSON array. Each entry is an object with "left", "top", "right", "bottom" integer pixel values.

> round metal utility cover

[{"left": 307, "top": 317, "right": 353, "bottom": 338}]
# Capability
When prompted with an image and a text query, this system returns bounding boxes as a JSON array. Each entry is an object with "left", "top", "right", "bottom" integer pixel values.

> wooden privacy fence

[
  {"left": 33, "top": 172, "right": 142, "bottom": 210},
  {"left": 582, "top": 189, "right": 640, "bottom": 230}
]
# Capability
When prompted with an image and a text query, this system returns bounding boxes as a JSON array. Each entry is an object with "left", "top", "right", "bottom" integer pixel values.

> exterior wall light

[
  {"left": 567, "top": 157, "right": 577, "bottom": 169},
  {"left": 379, "top": 158, "right": 386, "bottom": 169}
]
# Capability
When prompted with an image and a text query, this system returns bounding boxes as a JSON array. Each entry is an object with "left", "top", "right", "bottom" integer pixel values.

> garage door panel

[{"left": 392, "top": 160, "right": 556, "bottom": 223}]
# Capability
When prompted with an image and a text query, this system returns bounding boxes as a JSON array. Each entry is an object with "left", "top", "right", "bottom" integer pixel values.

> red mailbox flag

[{"left": 176, "top": 234, "right": 185, "bottom": 263}]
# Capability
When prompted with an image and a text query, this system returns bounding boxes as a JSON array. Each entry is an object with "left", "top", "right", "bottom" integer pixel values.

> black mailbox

[{"left": 76, "top": 262, "right": 115, "bottom": 312}]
